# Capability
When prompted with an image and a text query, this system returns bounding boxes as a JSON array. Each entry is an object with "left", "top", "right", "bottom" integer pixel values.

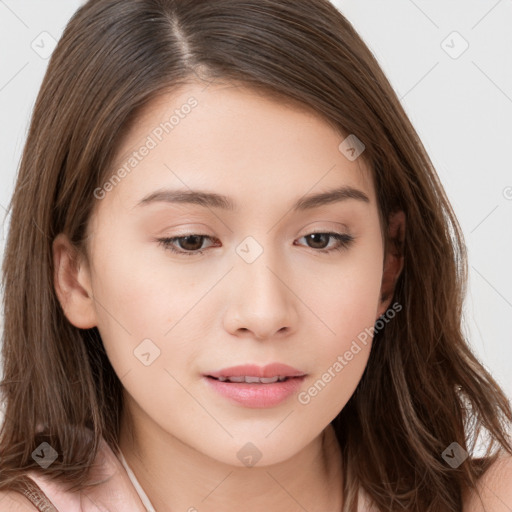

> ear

[
  {"left": 376, "top": 210, "right": 406, "bottom": 319},
  {"left": 52, "top": 233, "right": 97, "bottom": 329}
]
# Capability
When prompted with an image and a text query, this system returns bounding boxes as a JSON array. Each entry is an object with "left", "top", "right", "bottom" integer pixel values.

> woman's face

[{"left": 56, "top": 81, "right": 395, "bottom": 466}]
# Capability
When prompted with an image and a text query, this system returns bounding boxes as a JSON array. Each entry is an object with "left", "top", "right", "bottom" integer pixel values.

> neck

[{"left": 119, "top": 402, "right": 343, "bottom": 512}]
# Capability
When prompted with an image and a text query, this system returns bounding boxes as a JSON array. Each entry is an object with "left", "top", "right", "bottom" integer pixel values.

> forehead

[{"left": 97, "top": 81, "right": 376, "bottom": 214}]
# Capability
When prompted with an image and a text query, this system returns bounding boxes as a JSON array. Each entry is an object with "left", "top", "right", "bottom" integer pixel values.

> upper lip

[{"left": 205, "top": 363, "right": 306, "bottom": 379}]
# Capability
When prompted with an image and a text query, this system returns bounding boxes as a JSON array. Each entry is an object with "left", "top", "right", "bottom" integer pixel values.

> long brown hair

[{"left": 1, "top": 0, "right": 511, "bottom": 510}]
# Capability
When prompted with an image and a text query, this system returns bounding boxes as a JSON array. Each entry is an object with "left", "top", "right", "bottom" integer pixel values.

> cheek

[
  {"left": 302, "top": 245, "right": 384, "bottom": 351},
  {"left": 87, "top": 232, "right": 205, "bottom": 376},
  {"left": 297, "top": 271, "right": 379, "bottom": 423},
  {"left": 298, "top": 341, "right": 371, "bottom": 431},
  {"left": 90, "top": 226, "right": 202, "bottom": 326},
  {"left": 294, "top": 241, "right": 383, "bottom": 418}
]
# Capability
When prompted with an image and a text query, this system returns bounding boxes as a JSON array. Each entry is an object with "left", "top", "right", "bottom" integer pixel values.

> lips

[
  {"left": 205, "top": 363, "right": 306, "bottom": 381},
  {"left": 203, "top": 364, "right": 307, "bottom": 408}
]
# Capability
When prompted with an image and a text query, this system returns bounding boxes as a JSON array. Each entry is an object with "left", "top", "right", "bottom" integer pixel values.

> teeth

[
  {"left": 215, "top": 375, "right": 290, "bottom": 383},
  {"left": 245, "top": 376, "right": 263, "bottom": 383},
  {"left": 228, "top": 376, "right": 245, "bottom": 383},
  {"left": 259, "top": 376, "right": 279, "bottom": 383}
]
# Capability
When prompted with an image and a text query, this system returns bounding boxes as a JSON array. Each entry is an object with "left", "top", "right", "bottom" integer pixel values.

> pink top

[{"left": 22, "top": 437, "right": 155, "bottom": 511}]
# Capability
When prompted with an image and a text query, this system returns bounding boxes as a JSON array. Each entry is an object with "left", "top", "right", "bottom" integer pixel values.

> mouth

[
  {"left": 202, "top": 363, "right": 307, "bottom": 407},
  {"left": 203, "top": 375, "right": 306, "bottom": 409},
  {"left": 205, "top": 375, "right": 298, "bottom": 384}
]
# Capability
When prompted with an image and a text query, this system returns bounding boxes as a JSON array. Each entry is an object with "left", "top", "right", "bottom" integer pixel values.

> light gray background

[{"left": 1, "top": 1, "right": 511, "bottom": 426}]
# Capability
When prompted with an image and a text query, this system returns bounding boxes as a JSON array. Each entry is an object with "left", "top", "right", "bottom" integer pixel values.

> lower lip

[{"left": 203, "top": 376, "right": 306, "bottom": 408}]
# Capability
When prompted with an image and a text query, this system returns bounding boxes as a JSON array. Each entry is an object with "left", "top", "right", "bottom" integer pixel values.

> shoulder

[
  {"left": 463, "top": 454, "right": 512, "bottom": 511},
  {"left": 0, "top": 490, "right": 38, "bottom": 510}
]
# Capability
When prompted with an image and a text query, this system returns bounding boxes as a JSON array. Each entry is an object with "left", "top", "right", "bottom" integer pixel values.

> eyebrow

[{"left": 135, "top": 185, "right": 370, "bottom": 211}]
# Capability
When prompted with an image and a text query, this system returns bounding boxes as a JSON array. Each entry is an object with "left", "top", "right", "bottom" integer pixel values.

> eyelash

[{"left": 156, "top": 231, "right": 355, "bottom": 257}]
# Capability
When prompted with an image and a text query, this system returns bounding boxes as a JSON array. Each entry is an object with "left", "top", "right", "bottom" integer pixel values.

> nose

[{"left": 222, "top": 251, "right": 299, "bottom": 341}]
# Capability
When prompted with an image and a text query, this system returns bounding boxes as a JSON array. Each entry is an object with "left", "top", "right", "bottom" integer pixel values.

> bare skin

[{"left": 53, "top": 80, "right": 405, "bottom": 511}]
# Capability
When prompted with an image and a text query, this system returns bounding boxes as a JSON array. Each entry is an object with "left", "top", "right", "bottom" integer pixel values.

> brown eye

[
  {"left": 176, "top": 235, "right": 206, "bottom": 251},
  {"left": 157, "top": 234, "right": 216, "bottom": 256},
  {"left": 296, "top": 232, "right": 355, "bottom": 253},
  {"left": 305, "top": 233, "right": 330, "bottom": 249}
]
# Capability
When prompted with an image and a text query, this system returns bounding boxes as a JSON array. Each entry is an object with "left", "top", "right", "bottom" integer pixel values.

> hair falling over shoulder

[{"left": 1, "top": 1, "right": 511, "bottom": 510}]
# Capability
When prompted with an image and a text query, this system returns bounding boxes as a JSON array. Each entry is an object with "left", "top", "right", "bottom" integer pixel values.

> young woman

[{"left": 1, "top": 0, "right": 511, "bottom": 510}]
